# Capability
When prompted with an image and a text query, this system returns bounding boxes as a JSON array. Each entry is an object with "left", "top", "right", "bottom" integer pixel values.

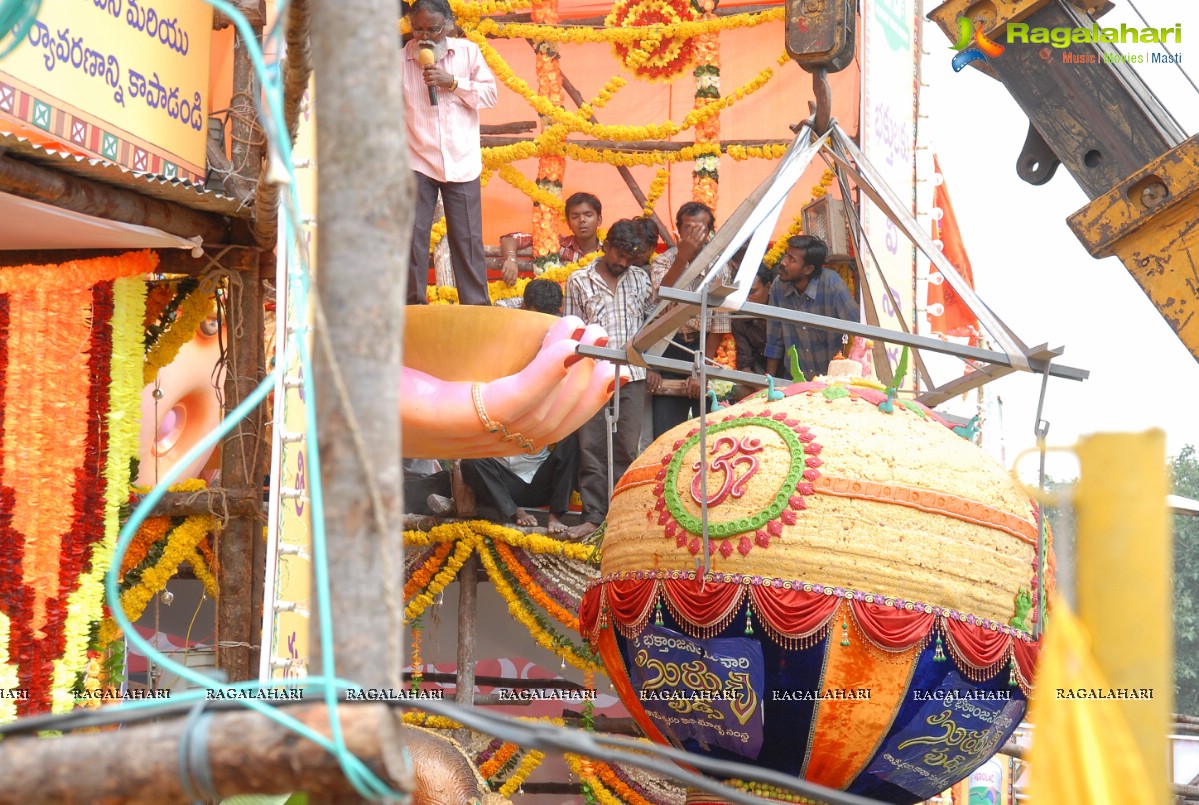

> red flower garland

[{"left": 0, "top": 283, "right": 114, "bottom": 716}]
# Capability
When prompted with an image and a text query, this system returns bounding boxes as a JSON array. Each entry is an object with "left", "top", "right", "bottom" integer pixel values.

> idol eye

[{"left": 199, "top": 316, "right": 219, "bottom": 337}]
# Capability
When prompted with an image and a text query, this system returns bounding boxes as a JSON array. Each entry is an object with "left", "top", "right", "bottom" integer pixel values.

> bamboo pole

[
  {"left": 480, "top": 135, "right": 790, "bottom": 153},
  {"left": 216, "top": 251, "right": 267, "bottom": 683},
  {"left": 455, "top": 555, "right": 480, "bottom": 706},
  {"left": 0, "top": 155, "right": 229, "bottom": 243},
  {"left": 0, "top": 704, "right": 404, "bottom": 805}
]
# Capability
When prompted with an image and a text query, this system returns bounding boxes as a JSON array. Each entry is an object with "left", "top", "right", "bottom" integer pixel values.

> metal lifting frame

[{"left": 622, "top": 121, "right": 1090, "bottom": 407}]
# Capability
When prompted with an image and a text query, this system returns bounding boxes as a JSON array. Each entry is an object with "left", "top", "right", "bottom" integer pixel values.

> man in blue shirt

[{"left": 764, "top": 235, "right": 859, "bottom": 381}]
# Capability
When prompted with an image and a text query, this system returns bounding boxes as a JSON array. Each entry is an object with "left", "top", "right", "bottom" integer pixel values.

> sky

[{"left": 916, "top": 0, "right": 1199, "bottom": 480}]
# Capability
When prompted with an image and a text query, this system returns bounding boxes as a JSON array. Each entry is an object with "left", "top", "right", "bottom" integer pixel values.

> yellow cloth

[{"left": 1026, "top": 597, "right": 1154, "bottom": 805}]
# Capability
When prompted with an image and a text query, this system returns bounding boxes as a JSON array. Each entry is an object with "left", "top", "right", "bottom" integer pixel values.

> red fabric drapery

[
  {"left": 603, "top": 578, "right": 658, "bottom": 631},
  {"left": 852, "top": 601, "right": 936, "bottom": 650},
  {"left": 750, "top": 585, "right": 840, "bottom": 638},
  {"left": 585, "top": 579, "right": 1040, "bottom": 680},
  {"left": 662, "top": 578, "right": 744, "bottom": 629},
  {"left": 945, "top": 617, "right": 1013, "bottom": 670},
  {"left": 1012, "top": 635, "right": 1040, "bottom": 679},
  {"left": 581, "top": 586, "right": 603, "bottom": 636}
]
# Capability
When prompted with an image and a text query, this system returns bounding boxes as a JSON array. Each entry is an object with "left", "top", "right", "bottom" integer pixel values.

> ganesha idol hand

[{"left": 401, "top": 310, "right": 628, "bottom": 459}]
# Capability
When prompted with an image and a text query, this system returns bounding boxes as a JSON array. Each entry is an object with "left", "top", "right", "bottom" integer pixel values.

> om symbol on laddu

[{"left": 690, "top": 435, "right": 764, "bottom": 507}]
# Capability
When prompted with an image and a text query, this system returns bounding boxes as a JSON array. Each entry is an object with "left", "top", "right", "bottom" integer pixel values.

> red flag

[{"left": 927, "top": 156, "right": 979, "bottom": 342}]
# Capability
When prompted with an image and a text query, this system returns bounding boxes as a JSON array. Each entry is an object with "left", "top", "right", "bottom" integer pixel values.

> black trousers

[
  {"left": 403, "top": 470, "right": 452, "bottom": 514},
  {"left": 460, "top": 435, "right": 580, "bottom": 517},
  {"left": 651, "top": 335, "right": 701, "bottom": 439},
  {"left": 408, "top": 171, "right": 491, "bottom": 306}
]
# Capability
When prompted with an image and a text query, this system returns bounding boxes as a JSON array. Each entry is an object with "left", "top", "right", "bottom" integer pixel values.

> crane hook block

[{"left": 785, "top": 0, "right": 856, "bottom": 73}]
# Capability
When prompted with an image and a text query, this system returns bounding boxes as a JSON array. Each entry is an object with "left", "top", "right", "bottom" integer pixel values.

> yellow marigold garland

[
  {"left": 494, "top": 541, "right": 578, "bottom": 630},
  {"left": 189, "top": 547, "right": 219, "bottom": 600},
  {"left": 643, "top": 167, "right": 670, "bottom": 218},
  {"left": 97, "top": 511, "right": 216, "bottom": 647},
  {"left": 428, "top": 216, "right": 448, "bottom": 254},
  {"left": 475, "top": 8, "right": 782, "bottom": 46},
  {"left": 499, "top": 163, "right": 566, "bottom": 212},
  {"left": 404, "top": 532, "right": 476, "bottom": 621},
  {"left": 498, "top": 748, "right": 545, "bottom": 796},
  {"left": 403, "top": 712, "right": 463, "bottom": 730},
  {"left": 143, "top": 285, "right": 216, "bottom": 386},
  {"left": 53, "top": 274, "right": 147, "bottom": 713}
]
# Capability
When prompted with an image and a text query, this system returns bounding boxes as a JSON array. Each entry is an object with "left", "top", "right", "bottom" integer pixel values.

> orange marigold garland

[
  {"left": 532, "top": 0, "right": 566, "bottom": 270},
  {"left": 605, "top": 0, "right": 698, "bottom": 82},
  {"left": 691, "top": 5, "right": 721, "bottom": 209},
  {"left": 0, "top": 254, "right": 151, "bottom": 716}
]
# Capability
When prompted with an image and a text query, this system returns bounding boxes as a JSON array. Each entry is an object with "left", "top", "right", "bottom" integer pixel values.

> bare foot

[
  {"left": 513, "top": 508, "right": 539, "bottom": 528},
  {"left": 565, "top": 521, "right": 598, "bottom": 540},
  {"left": 547, "top": 513, "right": 567, "bottom": 534}
]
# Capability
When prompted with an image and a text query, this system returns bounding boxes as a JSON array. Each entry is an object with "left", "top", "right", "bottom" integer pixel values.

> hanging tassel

[
  {"left": 744, "top": 608, "right": 755, "bottom": 636},
  {"left": 840, "top": 621, "right": 850, "bottom": 647},
  {"left": 654, "top": 599, "right": 664, "bottom": 627},
  {"left": 1008, "top": 660, "right": 1018, "bottom": 687},
  {"left": 933, "top": 634, "right": 946, "bottom": 662},
  {"left": 561, "top": 656, "right": 566, "bottom": 670}
]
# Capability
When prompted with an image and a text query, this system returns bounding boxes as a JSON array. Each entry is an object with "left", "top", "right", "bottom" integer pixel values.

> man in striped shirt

[
  {"left": 563, "top": 219, "right": 653, "bottom": 539},
  {"left": 403, "top": 0, "right": 498, "bottom": 306}
]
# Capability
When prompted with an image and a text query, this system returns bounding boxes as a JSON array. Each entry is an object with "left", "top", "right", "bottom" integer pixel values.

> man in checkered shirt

[
  {"left": 764, "top": 235, "right": 859, "bottom": 381},
  {"left": 563, "top": 219, "right": 653, "bottom": 539}
]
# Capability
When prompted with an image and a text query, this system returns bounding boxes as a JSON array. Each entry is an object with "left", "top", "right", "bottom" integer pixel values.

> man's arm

[
  {"left": 659, "top": 220, "right": 708, "bottom": 288},
  {"left": 500, "top": 233, "right": 533, "bottom": 285},
  {"left": 450, "top": 43, "right": 498, "bottom": 108},
  {"left": 763, "top": 280, "right": 784, "bottom": 373}
]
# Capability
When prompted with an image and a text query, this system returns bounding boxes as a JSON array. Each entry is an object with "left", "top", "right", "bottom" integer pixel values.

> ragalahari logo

[{"left": 950, "top": 16, "right": 1005, "bottom": 71}]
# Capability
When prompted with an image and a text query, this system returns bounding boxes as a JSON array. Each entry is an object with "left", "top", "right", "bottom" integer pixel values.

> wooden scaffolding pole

[
  {"left": 216, "top": 250, "right": 268, "bottom": 683},
  {"left": 308, "top": 0, "right": 414, "bottom": 799},
  {"left": 0, "top": 0, "right": 420, "bottom": 800}
]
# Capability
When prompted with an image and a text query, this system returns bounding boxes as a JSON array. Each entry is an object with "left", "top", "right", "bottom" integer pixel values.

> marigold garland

[
  {"left": 97, "top": 512, "right": 216, "bottom": 647},
  {"left": 605, "top": 0, "right": 698, "bottom": 82},
  {"left": 403, "top": 532, "right": 476, "bottom": 621},
  {"left": 475, "top": 8, "right": 782, "bottom": 46},
  {"left": 479, "top": 741, "right": 520, "bottom": 779},
  {"left": 402, "top": 522, "right": 600, "bottom": 669},
  {"left": 404, "top": 541, "right": 455, "bottom": 601},
  {"left": 643, "top": 167, "right": 670, "bottom": 218},
  {"left": 596, "top": 761, "right": 657, "bottom": 805},
  {"left": 498, "top": 748, "right": 545, "bottom": 796},
  {"left": 494, "top": 541, "right": 578, "bottom": 630},
  {"left": 0, "top": 251, "right": 158, "bottom": 293},
  {"left": 143, "top": 285, "right": 216, "bottom": 386},
  {"left": 475, "top": 539, "right": 599, "bottom": 670},
  {"left": 188, "top": 547, "right": 219, "bottom": 600}
]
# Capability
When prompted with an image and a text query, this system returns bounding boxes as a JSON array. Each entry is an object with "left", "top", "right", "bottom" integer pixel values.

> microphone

[{"left": 417, "top": 45, "right": 437, "bottom": 106}]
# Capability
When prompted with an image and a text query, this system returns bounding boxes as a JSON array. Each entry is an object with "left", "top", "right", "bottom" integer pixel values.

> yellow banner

[{"left": 0, "top": 0, "right": 213, "bottom": 178}]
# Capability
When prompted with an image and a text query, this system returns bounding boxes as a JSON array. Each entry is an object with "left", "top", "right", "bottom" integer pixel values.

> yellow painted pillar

[{"left": 1074, "top": 431, "right": 1172, "bottom": 804}]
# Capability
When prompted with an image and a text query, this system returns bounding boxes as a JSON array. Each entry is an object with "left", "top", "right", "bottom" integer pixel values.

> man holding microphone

[{"left": 403, "top": 0, "right": 498, "bottom": 305}]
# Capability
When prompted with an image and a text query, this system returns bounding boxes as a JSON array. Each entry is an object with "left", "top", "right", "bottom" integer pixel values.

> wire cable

[{"left": 1124, "top": 0, "right": 1199, "bottom": 101}]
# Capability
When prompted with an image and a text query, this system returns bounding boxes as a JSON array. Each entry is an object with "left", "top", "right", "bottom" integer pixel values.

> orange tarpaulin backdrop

[
  {"left": 477, "top": 18, "right": 861, "bottom": 242},
  {"left": 29, "top": 6, "right": 861, "bottom": 250}
]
